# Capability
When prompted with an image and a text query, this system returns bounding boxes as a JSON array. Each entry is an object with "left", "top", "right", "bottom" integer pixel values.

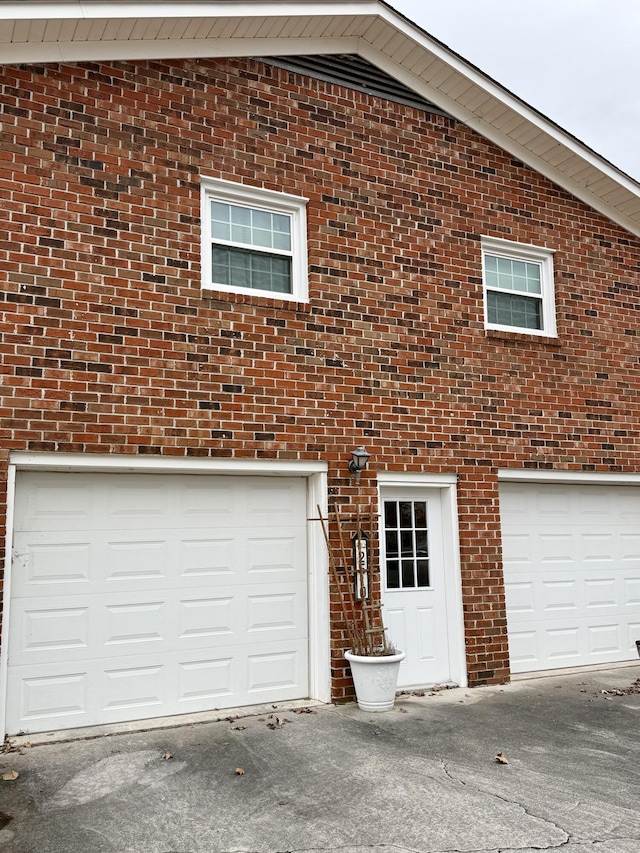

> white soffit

[{"left": 1, "top": 0, "right": 640, "bottom": 239}]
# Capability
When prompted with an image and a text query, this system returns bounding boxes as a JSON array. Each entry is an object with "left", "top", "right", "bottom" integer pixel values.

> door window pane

[
  {"left": 386, "top": 560, "right": 400, "bottom": 588},
  {"left": 383, "top": 499, "right": 431, "bottom": 589},
  {"left": 402, "top": 560, "right": 415, "bottom": 587}
]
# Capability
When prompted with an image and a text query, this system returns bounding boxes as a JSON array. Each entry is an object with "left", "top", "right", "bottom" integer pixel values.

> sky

[{"left": 390, "top": 0, "right": 640, "bottom": 183}]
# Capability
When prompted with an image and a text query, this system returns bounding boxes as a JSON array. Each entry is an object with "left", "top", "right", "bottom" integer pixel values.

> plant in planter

[{"left": 317, "top": 504, "right": 405, "bottom": 712}]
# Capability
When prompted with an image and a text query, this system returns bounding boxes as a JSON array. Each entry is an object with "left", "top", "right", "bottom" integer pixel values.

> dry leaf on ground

[
  {"left": 2, "top": 770, "right": 19, "bottom": 781},
  {"left": 235, "top": 767, "right": 245, "bottom": 775},
  {"left": 495, "top": 753, "right": 509, "bottom": 764}
]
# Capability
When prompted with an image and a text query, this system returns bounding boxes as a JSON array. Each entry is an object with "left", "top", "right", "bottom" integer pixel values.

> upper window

[
  {"left": 201, "top": 177, "right": 308, "bottom": 302},
  {"left": 481, "top": 237, "right": 556, "bottom": 336}
]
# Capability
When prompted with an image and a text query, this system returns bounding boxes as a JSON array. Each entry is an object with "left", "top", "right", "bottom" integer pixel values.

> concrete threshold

[
  {"left": 9, "top": 698, "right": 330, "bottom": 748},
  {"left": 512, "top": 659, "right": 640, "bottom": 681}
]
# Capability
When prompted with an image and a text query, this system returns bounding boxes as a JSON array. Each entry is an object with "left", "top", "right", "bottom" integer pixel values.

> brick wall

[{"left": 1, "top": 57, "right": 639, "bottom": 693}]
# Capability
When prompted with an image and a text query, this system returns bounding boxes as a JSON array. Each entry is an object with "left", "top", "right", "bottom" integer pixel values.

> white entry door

[{"left": 381, "top": 489, "right": 451, "bottom": 687}]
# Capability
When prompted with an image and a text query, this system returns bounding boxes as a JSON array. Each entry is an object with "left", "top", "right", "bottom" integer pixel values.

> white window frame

[
  {"left": 201, "top": 176, "right": 308, "bottom": 302},
  {"left": 481, "top": 236, "right": 556, "bottom": 337}
]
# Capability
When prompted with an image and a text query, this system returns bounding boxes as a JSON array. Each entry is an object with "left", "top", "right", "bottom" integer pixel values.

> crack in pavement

[{"left": 438, "top": 759, "right": 572, "bottom": 851}]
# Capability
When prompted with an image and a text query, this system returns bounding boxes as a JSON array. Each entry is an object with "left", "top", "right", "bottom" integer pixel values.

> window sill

[
  {"left": 486, "top": 329, "right": 562, "bottom": 347},
  {"left": 201, "top": 288, "right": 312, "bottom": 312}
]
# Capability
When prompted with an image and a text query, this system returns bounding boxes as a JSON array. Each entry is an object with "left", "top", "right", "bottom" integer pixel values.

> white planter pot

[{"left": 345, "top": 649, "right": 406, "bottom": 712}]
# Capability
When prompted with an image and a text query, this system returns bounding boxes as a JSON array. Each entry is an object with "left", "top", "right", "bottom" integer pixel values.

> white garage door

[
  {"left": 7, "top": 472, "right": 309, "bottom": 735},
  {"left": 501, "top": 482, "right": 640, "bottom": 673}
]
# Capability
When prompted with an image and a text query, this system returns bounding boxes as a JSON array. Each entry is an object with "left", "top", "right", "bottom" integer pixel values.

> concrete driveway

[{"left": 1, "top": 664, "right": 639, "bottom": 853}]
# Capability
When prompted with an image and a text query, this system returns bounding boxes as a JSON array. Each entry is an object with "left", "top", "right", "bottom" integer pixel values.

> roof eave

[{"left": 1, "top": 0, "right": 639, "bottom": 239}]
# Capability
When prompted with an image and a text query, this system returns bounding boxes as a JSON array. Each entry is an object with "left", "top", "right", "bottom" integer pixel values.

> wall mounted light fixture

[{"left": 348, "top": 446, "right": 370, "bottom": 484}]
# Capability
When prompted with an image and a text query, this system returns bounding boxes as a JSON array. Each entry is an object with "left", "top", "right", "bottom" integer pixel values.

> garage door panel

[
  {"left": 15, "top": 604, "right": 90, "bottom": 659},
  {"left": 177, "top": 656, "right": 234, "bottom": 704},
  {"left": 504, "top": 580, "right": 536, "bottom": 615},
  {"left": 105, "top": 482, "right": 170, "bottom": 524},
  {"left": 542, "top": 579, "right": 580, "bottom": 613},
  {"left": 587, "top": 623, "right": 622, "bottom": 656},
  {"left": 246, "top": 480, "right": 306, "bottom": 518},
  {"left": 501, "top": 482, "right": 640, "bottom": 673},
  {"left": 105, "top": 535, "right": 170, "bottom": 582},
  {"left": 246, "top": 648, "right": 304, "bottom": 696},
  {"left": 245, "top": 582, "right": 307, "bottom": 636},
  {"left": 627, "top": 622, "right": 640, "bottom": 651},
  {"left": 15, "top": 481, "right": 95, "bottom": 533},
  {"left": 8, "top": 472, "right": 310, "bottom": 734},
  {"left": 11, "top": 578, "right": 308, "bottom": 666},
  {"left": 178, "top": 596, "right": 234, "bottom": 641},
  {"left": 546, "top": 625, "right": 581, "bottom": 663},
  {"left": 13, "top": 530, "right": 174, "bottom": 597},
  {"left": 11, "top": 667, "right": 90, "bottom": 729},
  {"left": 625, "top": 578, "right": 640, "bottom": 605},
  {"left": 246, "top": 531, "right": 306, "bottom": 578},
  {"left": 8, "top": 636, "right": 308, "bottom": 732},
  {"left": 179, "top": 536, "right": 236, "bottom": 579},
  {"left": 12, "top": 533, "right": 94, "bottom": 594},
  {"left": 14, "top": 474, "right": 308, "bottom": 533},
  {"left": 103, "top": 661, "right": 164, "bottom": 713},
  {"left": 585, "top": 578, "right": 618, "bottom": 609}
]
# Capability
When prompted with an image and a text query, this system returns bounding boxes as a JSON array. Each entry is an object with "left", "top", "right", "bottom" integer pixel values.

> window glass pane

[
  {"left": 416, "top": 559, "right": 430, "bottom": 587},
  {"left": 253, "top": 254, "right": 272, "bottom": 274},
  {"left": 228, "top": 251, "right": 251, "bottom": 288},
  {"left": 212, "top": 246, "right": 230, "bottom": 285},
  {"left": 497, "top": 272, "right": 516, "bottom": 291},
  {"left": 252, "top": 227, "right": 274, "bottom": 248},
  {"left": 488, "top": 291, "right": 542, "bottom": 330},
  {"left": 525, "top": 265, "right": 541, "bottom": 294},
  {"left": 272, "top": 214, "right": 292, "bottom": 250},
  {"left": 212, "top": 201, "right": 230, "bottom": 222},
  {"left": 415, "top": 531, "right": 428, "bottom": 557},
  {"left": 253, "top": 210, "right": 272, "bottom": 230},
  {"left": 213, "top": 202, "right": 292, "bottom": 253},
  {"left": 386, "top": 560, "right": 400, "bottom": 589},
  {"left": 413, "top": 502, "right": 427, "bottom": 528},
  {"left": 230, "top": 205, "right": 251, "bottom": 226},
  {"left": 267, "top": 256, "right": 291, "bottom": 293},
  {"left": 273, "top": 230, "right": 292, "bottom": 251},
  {"left": 384, "top": 501, "right": 397, "bottom": 528},
  {"left": 211, "top": 202, "right": 231, "bottom": 241},
  {"left": 402, "top": 560, "right": 415, "bottom": 588},
  {"left": 400, "top": 530, "right": 413, "bottom": 556},
  {"left": 385, "top": 530, "right": 398, "bottom": 558},
  {"left": 272, "top": 213, "right": 290, "bottom": 234},
  {"left": 211, "top": 246, "right": 292, "bottom": 293},
  {"left": 230, "top": 223, "right": 252, "bottom": 244},
  {"left": 399, "top": 502, "right": 413, "bottom": 528},
  {"left": 487, "top": 254, "right": 542, "bottom": 296}
]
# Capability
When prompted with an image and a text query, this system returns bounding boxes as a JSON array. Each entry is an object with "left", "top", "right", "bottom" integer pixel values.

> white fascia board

[
  {"left": 0, "top": 35, "right": 357, "bottom": 64},
  {"left": 0, "top": 2, "right": 381, "bottom": 21},
  {"left": 369, "top": 8, "right": 640, "bottom": 190}
]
